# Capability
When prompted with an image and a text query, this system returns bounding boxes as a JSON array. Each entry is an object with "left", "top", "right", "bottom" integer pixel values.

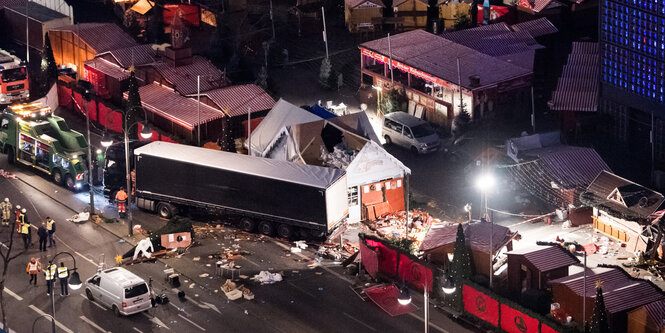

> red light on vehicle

[
  {"left": 122, "top": 302, "right": 127, "bottom": 308},
  {"left": 76, "top": 173, "right": 83, "bottom": 180}
]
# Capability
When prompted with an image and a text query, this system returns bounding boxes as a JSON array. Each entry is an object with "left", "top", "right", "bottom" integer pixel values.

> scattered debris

[
  {"left": 66, "top": 212, "right": 89, "bottom": 223},
  {"left": 0, "top": 169, "right": 16, "bottom": 179},
  {"left": 253, "top": 271, "right": 283, "bottom": 285}
]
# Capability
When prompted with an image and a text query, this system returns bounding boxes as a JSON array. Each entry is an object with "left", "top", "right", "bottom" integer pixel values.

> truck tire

[
  {"left": 6, "top": 148, "right": 14, "bottom": 165},
  {"left": 239, "top": 218, "right": 256, "bottom": 232},
  {"left": 258, "top": 221, "right": 274, "bottom": 236},
  {"left": 276, "top": 224, "right": 293, "bottom": 239},
  {"left": 309, "top": 229, "right": 325, "bottom": 239},
  {"left": 112, "top": 305, "right": 121, "bottom": 317},
  {"left": 85, "top": 288, "right": 94, "bottom": 301},
  {"left": 64, "top": 175, "right": 76, "bottom": 191},
  {"left": 384, "top": 135, "right": 392, "bottom": 145},
  {"left": 52, "top": 169, "right": 64, "bottom": 186},
  {"left": 156, "top": 202, "right": 177, "bottom": 219}
]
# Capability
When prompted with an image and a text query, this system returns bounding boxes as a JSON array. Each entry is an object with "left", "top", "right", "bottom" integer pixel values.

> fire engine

[
  {"left": 0, "top": 102, "right": 88, "bottom": 190},
  {"left": 0, "top": 49, "right": 29, "bottom": 105}
]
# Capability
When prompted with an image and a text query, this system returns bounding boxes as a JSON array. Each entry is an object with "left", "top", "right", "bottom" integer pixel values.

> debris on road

[
  {"left": 0, "top": 169, "right": 16, "bottom": 179},
  {"left": 66, "top": 212, "right": 89, "bottom": 223},
  {"left": 253, "top": 271, "right": 283, "bottom": 285}
]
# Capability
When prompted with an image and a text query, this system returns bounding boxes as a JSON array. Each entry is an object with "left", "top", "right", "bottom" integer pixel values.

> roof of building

[
  {"left": 550, "top": 266, "right": 665, "bottom": 315},
  {"left": 507, "top": 244, "right": 579, "bottom": 272},
  {"left": 517, "top": 0, "right": 554, "bottom": 13},
  {"left": 393, "top": 0, "right": 429, "bottom": 6},
  {"left": 50, "top": 23, "right": 137, "bottom": 53},
  {"left": 193, "top": 84, "right": 275, "bottom": 117},
  {"left": 4, "top": 2, "right": 67, "bottom": 23},
  {"left": 360, "top": 29, "right": 531, "bottom": 90},
  {"left": 98, "top": 44, "right": 157, "bottom": 69},
  {"left": 420, "top": 221, "right": 517, "bottom": 253},
  {"left": 584, "top": 170, "right": 664, "bottom": 219},
  {"left": 126, "top": 83, "right": 225, "bottom": 130},
  {"left": 511, "top": 18, "right": 559, "bottom": 38},
  {"left": 522, "top": 146, "right": 611, "bottom": 190},
  {"left": 639, "top": 300, "right": 665, "bottom": 327},
  {"left": 152, "top": 56, "right": 226, "bottom": 95},
  {"left": 549, "top": 42, "right": 598, "bottom": 112},
  {"left": 345, "top": 0, "right": 385, "bottom": 8},
  {"left": 84, "top": 58, "right": 130, "bottom": 81}
]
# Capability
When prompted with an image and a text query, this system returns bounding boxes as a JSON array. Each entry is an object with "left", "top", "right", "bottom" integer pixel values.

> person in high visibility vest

[
  {"left": 45, "top": 263, "right": 56, "bottom": 296},
  {"left": 14, "top": 205, "right": 21, "bottom": 233},
  {"left": 116, "top": 188, "right": 128, "bottom": 214},
  {"left": 1, "top": 198, "right": 12, "bottom": 227},
  {"left": 19, "top": 209, "right": 30, "bottom": 249},
  {"left": 26, "top": 257, "right": 41, "bottom": 285},
  {"left": 46, "top": 217, "right": 56, "bottom": 247},
  {"left": 57, "top": 262, "right": 69, "bottom": 296}
]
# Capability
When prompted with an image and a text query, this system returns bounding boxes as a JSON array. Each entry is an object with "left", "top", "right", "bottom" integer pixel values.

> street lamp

[
  {"left": 464, "top": 203, "right": 472, "bottom": 222},
  {"left": 32, "top": 314, "right": 56, "bottom": 333},
  {"left": 397, "top": 285, "right": 411, "bottom": 305},
  {"left": 48, "top": 252, "right": 81, "bottom": 333},
  {"left": 441, "top": 275, "right": 456, "bottom": 295},
  {"left": 475, "top": 172, "right": 495, "bottom": 288},
  {"left": 100, "top": 108, "right": 153, "bottom": 236},
  {"left": 372, "top": 85, "right": 383, "bottom": 117}
]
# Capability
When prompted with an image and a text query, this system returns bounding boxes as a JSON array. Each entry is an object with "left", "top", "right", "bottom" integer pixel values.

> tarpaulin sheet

[
  {"left": 398, "top": 255, "right": 432, "bottom": 292},
  {"left": 87, "top": 100, "right": 97, "bottom": 122},
  {"left": 501, "top": 303, "right": 539, "bottom": 333},
  {"left": 57, "top": 85, "right": 72, "bottom": 109},
  {"left": 360, "top": 240, "right": 379, "bottom": 278},
  {"left": 540, "top": 323, "right": 560, "bottom": 333},
  {"left": 365, "top": 284, "right": 417, "bottom": 317},
  {"left": 164, "top": 4, "right": 200, "bottom": 26},
  {"left": 463, "top": 285, "right": 499, "bottom": 327}
]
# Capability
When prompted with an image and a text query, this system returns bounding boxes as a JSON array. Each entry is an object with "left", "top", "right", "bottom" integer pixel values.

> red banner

[
  {"left": 106, "top": 110, "right": 123, "bottom": 133},
  {"left": 73, "top": 92, "right": 84, "bottom": 115},
  {"left": 463, "top": 285, "right": 499, "bottom": 327},
  {"left": 398, "top": 255, "right": 432, "bottom": 292},
  {"left": 87, "top": 100, "right": 97, "bottom": 122},
  {"left": 540, "top": 323, "right": 560, "bottom": 333},
  {"left": 501, "top": 303, "right": 539, "bottom": 333},
  {"left": 360, "top": 240, "right": 379, "bottom": 278},
  {"left": 57, "top": 85, "right": 72, "bottom": 109},
  {"left": 476, "top": 5, "right": 509, "bottom": 24},
  {"left": 164, "top": 4, "right": 200, "bottom": 26}
]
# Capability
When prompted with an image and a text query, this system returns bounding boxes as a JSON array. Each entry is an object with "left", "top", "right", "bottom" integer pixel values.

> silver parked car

[
  {"left": 85, "top": 267, "right": 152, "bottom": 316},
  {"left": 382, "top": 112, "right": 440, "bottom": 154}
]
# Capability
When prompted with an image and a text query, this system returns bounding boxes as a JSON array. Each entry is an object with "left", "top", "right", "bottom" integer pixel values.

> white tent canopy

[
  {"left": 346, "top": 140, "right": 410, "bottom": 187},
  {"left": 248, "top": 99, "right": 322, "bottom": 157}
]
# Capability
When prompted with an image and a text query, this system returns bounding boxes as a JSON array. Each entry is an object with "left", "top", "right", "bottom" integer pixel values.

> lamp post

[
  {"left": 464, "top": 203, "right": 471, "bottom": 222},
  {"left": 31, "top": 314, "right": 55, "bottom": 333},
  {"left": 48, "top": 252, "right": 82, "bottom": 333},
  {"left": 475, "top": 173, "right": 495, "bottom": 288},
  {"left": 100, "top": 107, "right": 153, "bottom": 236}
]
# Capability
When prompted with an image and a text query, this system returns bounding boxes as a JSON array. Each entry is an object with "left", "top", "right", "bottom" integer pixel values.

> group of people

[
  {"left": 26, "top": 257, "right": 70, "bottom": 296},
  {"left": 0, "top": 198, "right": 56, "bottom": 250}
]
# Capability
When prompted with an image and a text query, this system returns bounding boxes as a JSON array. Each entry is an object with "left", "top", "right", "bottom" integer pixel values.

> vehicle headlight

[{"left": 419, "top": 143, "right": 428, "bottom": 148}]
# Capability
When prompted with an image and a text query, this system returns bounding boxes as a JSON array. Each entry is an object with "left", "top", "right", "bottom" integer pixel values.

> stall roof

[
  {"left": 328, "top": 112, "right": 381, "bottom": 144},
  {"left": 345, "top": 0, "right": 384, "bottom": 8},
  {"left": 249, "top": 99, "right": 323, "bottom": 155},
  {"left": 134, "top": 141, "right": 346, "bottom": 189},
  {"left": 84, "top": 58, "right": 130, "bottom": 81},
  {"left": 130, "top": 0, "right": 154, "bottom": 15},
  {"left": 507, "top": 244, "right": 579, "bottom": 272},
  {"left": 361, "top": 29, "right": 531, "bottom": 89},
  {"left": 549, "top": 42, "right": 598, "bottom": 112},
  {"left": 550, "top": 266, "right": 665, "bottom": 315},
  {"left": 125, "top": 83, "right": 225, "bottom": 130},
  {"left": 420, "top": 220, "right": 516, "bottom": 253},
  {"left": 98, "top": 44, "right": 157, "bottom": 68},
  {"left": 191, "top": 84, "right": 275, "bottom": 117},
  {"left": 152, "top": 56, "right": 226, "bottom": 95},
  {"left": 50, "top": 23, "right": 137, "bottom": 53},
  {"left": 346, "top": 141, "right": 410, "bottom": 186},
  {"left": 511, "top": 17, "right": 559, "bottom": 38},
  {"left": 5, "top": 2, "right": 67, "bottom": 23},
  {"left": 585, "top": 170, "right": 664, "bottom": 220}
]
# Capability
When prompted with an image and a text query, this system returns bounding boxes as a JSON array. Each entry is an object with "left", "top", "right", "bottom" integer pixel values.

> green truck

[{"left": 0, "top": 102, "right": 88, "bottom": 190}]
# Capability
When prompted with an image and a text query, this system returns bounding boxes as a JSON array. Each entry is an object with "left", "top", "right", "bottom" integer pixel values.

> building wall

[
  {"left": 49, "top": 30, "right": 97, "bottom": 77},
  {"left": 628, "top": 307, "right": 665, "bottom": 333},
  {"left": 439, "top": 2, "right": 471, "bottom": 29},
  {"left": 2, "top": 9, "right": 54, "bottom": 51},
  {"left": 345, "top": 4, "right": 382, "bottom": 32},
  {"left": 395, "top": 0, "right": 428, "bottom": 29}
]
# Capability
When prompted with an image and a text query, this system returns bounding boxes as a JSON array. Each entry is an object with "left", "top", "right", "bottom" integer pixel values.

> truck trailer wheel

[
  {"left": 156, "top": 202, "right": 177, "bottom": 219},
  {"left": 276, "top": 224, "right": 293, "bottom": 239},
  {"left": 64, "top": 175, "right": 75, "bottom": 191},
  {"left": 239, "top": 218, "right": 256, "bottom": 232},
  {"left": 258, "top": 221, "right": 274, "bottom": 236},
  {"left": 52, "top": 169, "right": 64, "bottom": 186}
]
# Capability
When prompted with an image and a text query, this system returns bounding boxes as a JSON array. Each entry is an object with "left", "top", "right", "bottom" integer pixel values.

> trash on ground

[
  {"left": 253, "top": 271, "right": 283, "bottom": 285},
  {"left": 66, "top": 212, "right": 89, "bottom": 223}
]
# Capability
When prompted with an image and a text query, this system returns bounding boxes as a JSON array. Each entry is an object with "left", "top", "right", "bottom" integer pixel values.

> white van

[
  {"left": 85, "top": 267, "right": 152, "bottom": 316},
  {"left": 382, "top": 112, "right": 441, "bottom": 154}
]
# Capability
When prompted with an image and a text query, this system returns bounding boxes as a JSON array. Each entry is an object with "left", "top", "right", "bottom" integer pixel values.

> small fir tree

[
  {"left": 125, "top": 70, "right": 142, "bottom": 140},
  {"left": 588, "top": 281, "right": 610, "bottom": 333},
  {"left": 220, "top": 116, "right": 235, "bottom": 152},
  {"left": 380, "top": 88, "right": 408, "bottom": 114},
  {"left": 450, "top": 223, "right": 472, "bottom": 281},
  {"left": 319, "top": 58, "right": 337, "bottom": 89},
  {"left": 452, "top": 105, "right": 471, "bottom": 138},
  {"left": 453, "top": 10, "right": 471, "bottom": 30}
]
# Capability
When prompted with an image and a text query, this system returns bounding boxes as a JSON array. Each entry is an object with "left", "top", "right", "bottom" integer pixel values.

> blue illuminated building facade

[{"left": 599, "top": 0, "right": 665, "bottom": 179}]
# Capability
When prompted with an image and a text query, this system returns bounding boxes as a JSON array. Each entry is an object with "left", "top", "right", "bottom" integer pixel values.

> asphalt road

[{"left": 0, "top": 153, "right": 474, "bottom": 333}]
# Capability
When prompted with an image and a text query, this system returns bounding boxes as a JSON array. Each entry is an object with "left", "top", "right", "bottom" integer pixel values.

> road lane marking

[
  {"left": 343, "top": 312, "right": 377, "bottom": 331},
  {"left": 169, "top": 302, "right": 191, "bottom": 316},
  {"left": 4, "top": 288, "right": 23, "bottom": 301},
  {"left": 200, "top": 301, "right": 222, "bottom": 315},
  {"left": 407, "top": 313, "right": 449, "bottom": 333},
  {"left": 80, "top": 294, "right": 106, "bottom": 310},
  {"left": 28, "top": 304, "right": 74, "bottom": 333},
  {"left": 242, "top": 256, "right": 261, "bottom": 267},
  {"left": 287, "top": 281, "right": 315, "bottom": 298},
  {"left": 141, "top": 312, "right": 170, "bottom": 330},
  {"left": 80, "top": 315, "right": 110, "bottom": 333},
  {"left": 132, "top": 327, "right": 144, "bottom": 333},
  {"left": 178, "top": 314, "right": 206, "bottom": 331},
  {"left": 73, "top": 251, "right": 98, "bottom": 266}
]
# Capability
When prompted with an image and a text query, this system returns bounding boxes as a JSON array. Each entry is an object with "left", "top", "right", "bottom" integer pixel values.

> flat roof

[{"left": 5, "top": 2, "right": 67, "bottom": 23}]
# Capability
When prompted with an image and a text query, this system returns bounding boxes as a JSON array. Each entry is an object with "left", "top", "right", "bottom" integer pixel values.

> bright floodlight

[
  {"left": 100, "top": 132, "right": 113, "bottom": 147},
  {"left": 140, "top": 122, "right": 153, "bottom": 139},
  {"left": 372, "top": 85, "right": 383, "bottom": 92},
  {"left": 68, "top": 270, "right": 82, "bottom": 290},
  {"left": 441, "top": 276, "right": 456, "bottom": 295},
  {"left": 475, "top": 173, "right": 495, "bottom": 192},
  {"left": 397, "top": 286, "right": 411, "bottom": 305},
  {"left": 447, "top": 252, "right": 454, "bottom": 262}
]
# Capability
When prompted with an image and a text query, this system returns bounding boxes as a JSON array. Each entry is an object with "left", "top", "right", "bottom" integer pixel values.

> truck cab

[
  {"left": 0, "top": 103, "right": 88, "bottom": 190},
  {"left": 103, "top": 140, "right": 150, "bottom": 200}
]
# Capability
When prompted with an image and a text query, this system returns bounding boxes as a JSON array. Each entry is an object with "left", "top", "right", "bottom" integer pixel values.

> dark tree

[
  {"left": 206, "top": 14, "right": 226, "bottom": 66},
  {"left": 380, "top": 88, "right": 408, "bottom": 114},
  {"left": 220, "top": 116, "right": 235, "bottom": 152},
  {"left": 452, "top": 107, "right": 471, "bottom": 138},
  {"left": 589, "top": 282, "right": 610, "bottom": 333},
  {"left": 450, "top": 223, "right": 472, "bottom": 281},
  {"left": 43, "top": 33, "right": 58, "bottom": 85},
  {"left": 125, "top": 70, "right": 142, "bottom": 140},
  {"left": 147, "top": 5, "right": 165, "bottom": 44}
]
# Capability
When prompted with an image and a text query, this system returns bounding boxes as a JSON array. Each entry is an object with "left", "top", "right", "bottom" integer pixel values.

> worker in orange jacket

[
  {"left": 116, "top": 188, "right": 128, "bottom": 215},
  {"left": 26, "top": 257, "right": 41, "bottom": 285}
]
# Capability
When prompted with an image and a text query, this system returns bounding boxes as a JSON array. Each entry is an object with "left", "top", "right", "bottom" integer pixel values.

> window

[
  {"left": 384, "top": 119, "right": 403, "bottom": 133},
  {"left": 125, "top": 283, "right": 149, "bottom": 298},
  {"left": 347, "top": 186, "right": 359, "bottom": 206},
  {"left": 0, "top": 67, "right": 27, "bottom": 83},
  {"left": 404, "top": 128, "right": 413, "bottom": 139},
  {"left": 410, "top": 124, "right": 435, "bottom": 138},
  {"left": 89, "top": 275, "right": 100, "bottom": 286}
]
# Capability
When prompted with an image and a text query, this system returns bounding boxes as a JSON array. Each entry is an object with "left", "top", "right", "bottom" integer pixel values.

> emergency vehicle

[
  {"left": 0, "top": 103, "right": 88, "bottom": 190},
  {"left": 0, "top": 49, "right": 29, "bottom": 105}
]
